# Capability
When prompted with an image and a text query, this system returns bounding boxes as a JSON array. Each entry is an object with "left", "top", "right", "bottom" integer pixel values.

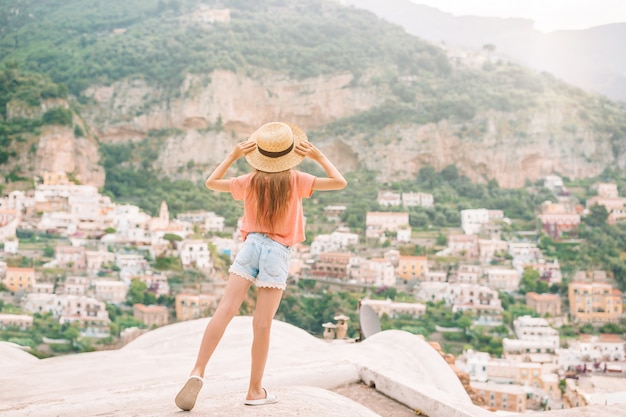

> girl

[{"left": 175, "top": 121, "right": 347, "bottom": 411}]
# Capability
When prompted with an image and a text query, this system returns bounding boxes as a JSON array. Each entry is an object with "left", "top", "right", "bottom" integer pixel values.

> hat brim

[{"left": 245, "top": 122, "right": 307, "bottom": 172}]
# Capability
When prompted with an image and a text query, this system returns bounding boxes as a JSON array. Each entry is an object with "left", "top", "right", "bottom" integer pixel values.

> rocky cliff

[
  {"left": 79, "top": 69, "right": 622, "bottom": 188},
  {"left": 3, "top": 99, "right": 105, "bottom": 189},
  {"left": 35, "top": 125, "right": 104, "bottom": 187}
]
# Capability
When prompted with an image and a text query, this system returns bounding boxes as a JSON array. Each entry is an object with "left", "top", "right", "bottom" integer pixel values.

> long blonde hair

[{"left": 250, "top": 169, "right": 292, "bottom": 232}]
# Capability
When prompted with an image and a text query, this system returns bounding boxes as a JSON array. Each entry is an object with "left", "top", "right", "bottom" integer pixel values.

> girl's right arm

[
  {"left": 205, "top": 141, "right": 256, "bottom": 192},
  {"left": 295, "top": 141, "right": 347, "bottom": 191}
]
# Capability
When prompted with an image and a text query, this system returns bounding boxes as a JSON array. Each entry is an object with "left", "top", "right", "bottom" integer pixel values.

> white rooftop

[{"left": 1, "top": 317, "right": 626, "bottom": 417}]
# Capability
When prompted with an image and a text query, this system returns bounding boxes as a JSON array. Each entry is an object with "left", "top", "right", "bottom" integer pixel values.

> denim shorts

[{"left": 229, "top": 233, "right": 291, "bottom": 290}]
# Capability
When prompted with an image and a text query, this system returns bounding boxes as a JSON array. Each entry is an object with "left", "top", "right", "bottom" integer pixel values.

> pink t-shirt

[{"left": 230, "top": 170, "right": 316, "bottom": 247}]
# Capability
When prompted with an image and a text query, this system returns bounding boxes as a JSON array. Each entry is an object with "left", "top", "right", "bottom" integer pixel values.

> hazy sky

[{"left": 410, "top": 0, "right": 626, "bottom": 32}]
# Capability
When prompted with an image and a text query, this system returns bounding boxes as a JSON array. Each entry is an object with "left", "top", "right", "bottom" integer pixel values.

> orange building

[
  {"left": 397, "top": 256, "right": 429, "bottom": 282},
  {"left": 3, "top": 267, "right": 35, "bottom": 293},
  {"left": 133, "top": 304, "right": 169, "bottom": 328},
  {"left": 310, "top": 252, "right": 353, "bottom": 280},
  {"left": 175, "top": 293, "right": 218, "bottom": 321},
  {"left": 471, "top": 381, "right": 527, "bottom": 413},
  {"left": 568, "top": 281, "right": 623, "bottom": 324},
  {"left": 526, "top": 292, "right": 562, "bottom": 316}
]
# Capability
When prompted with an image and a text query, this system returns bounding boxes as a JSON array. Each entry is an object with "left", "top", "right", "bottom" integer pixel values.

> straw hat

[{"left": 245, "top": 122, "right": 307, "bottom": 172}]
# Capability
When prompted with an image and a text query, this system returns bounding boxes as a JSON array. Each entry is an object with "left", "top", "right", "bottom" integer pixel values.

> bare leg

[
  {"left": 246, "top": 287, "right": 283, "bottom": 401},
  {"left": 190, "top": 274, "right": 252, "bottom": 377}
]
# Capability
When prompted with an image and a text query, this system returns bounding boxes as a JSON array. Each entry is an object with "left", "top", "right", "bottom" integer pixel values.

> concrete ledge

[
  {"left": 2, "top": 318, "right": 626, "bottom": 417},
  {"left": 359, "top": 367, "right": 493, "bottom": 417}
]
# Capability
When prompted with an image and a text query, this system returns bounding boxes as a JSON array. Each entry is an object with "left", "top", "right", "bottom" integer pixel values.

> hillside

[
  {"left": 342, "top": 0, "right": 626, "bottom": 102},
  {"left": 0, "top": 0, "right": 626, "bottom": 192}
]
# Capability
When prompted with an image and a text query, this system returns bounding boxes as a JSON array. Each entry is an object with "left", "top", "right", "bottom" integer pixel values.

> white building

[
  {"left": 544, "top": 175, "right": 564, "bottom": 194},
  {"left": 350, "top": 258, "right": 395, "bottom": 287},
  {"left": 415, "top": 281, "right": 450, "bottom": 303},
  {"left": 176, "top": 211, "right": 225, "bottom": 232},
  {"left": 454, "top": 264, "right": 483, "bottom": 284},
  {"left": 57, "top": 295, "right": 110, "bottom": 338},
  {"left": 478, "top": 238, "right": 509, "bottom": 265},
  {"left": 92, "top": 280, "right": 128, "bottom": 304},
  {"left": 85, "top": 250, "right": 116, "bottom": 276},
  {"left": 365, "top": 212, "right": 409, "bottom": 239},
  {"left": 503, "top": 315, "right": 559, "bottom": 355},
  {"left": 424, "top": 271, "right": 447, "bottom": 282},
  {"left": 509, "top": 242, "right": 542, "bottom": 265},
  {"left": 23, "top": 293, "right": 110, "bottom": 337},
  {"left": 32, "top": 283, "right": 54, "bottom": 294},
  {"left": 2, "top": 190, "right": 35, "bottom": 212},
  {"left": 37, "top": 211, "right": 75, "bottom": 234},
  {"left": 566, "top": 375, "right": 626, "bottom": 407},
  {"left": 178, "top": 239, "right": 212, "bottom": 269},
  {"left": 397, "top": 227, "right": 411, "bottom": 243},
  {"left": 450, "top": 283, "right": 503, "bottom": 326},
  {"left": 323, "top": 205, "right": 346, "bottom": 222},
  {"left": 61, "top": 276, "right": 90, "bottom": 296},
  {"left": 485, "top": 268, "right": 521, "bottom": 292},
  {"left": 360, "top": 298, "right": 426, "bottom": 318},
  {"left": 0, "top": 314, "right": 33, "bottom": 330},
  {"left": 377, "top": 191, "right": 402, "bottom": 206},
  {"left": 3, "top": 238, "right": 19, "bottom": 254},
  {"left": 456, "top": 349, "right": 490, "bottom": 382},
  {"left": 113, "top": 204, "right": 152, "bottom": 244},
  {"left": 115, "top": 254, "right": 149, "bottom": 278},
  {"left": 402, "top": 192, "right": 434, "bottom": 208},
  {"left": 0, "top": 209, "right": 20, "bottom": 243},
  {"left": 69, "top": 193, "right": 115, "bottom": 234},
  {"left": 446, "top": 234, "right": 479, "bottom": 258},
  {"left": 577, "top": 334, "right": 625, "bottom": 362},
  {"left": 461, "top": 209, "right": 504, "bottom": 235},
  {"left": 311, "top": 228, "right": 359, "bottom": 256}
]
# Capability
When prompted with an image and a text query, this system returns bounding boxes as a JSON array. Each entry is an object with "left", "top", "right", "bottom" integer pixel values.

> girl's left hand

[{"left": 295, "top": 141, "right": 323, "bottom": 161}]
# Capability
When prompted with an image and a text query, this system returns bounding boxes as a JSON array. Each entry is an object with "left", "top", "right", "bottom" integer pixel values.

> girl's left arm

[
  {"left": 205, "top": 141, "right": 256, "bottom": 192},
  {"left": 295, "top": 141, "right": 347, "bottom": 191}
]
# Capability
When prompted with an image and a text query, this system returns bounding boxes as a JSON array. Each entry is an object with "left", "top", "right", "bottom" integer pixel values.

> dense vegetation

[
  {"left": 3, "top": 0, "right": 626, "bottom": 138},
  {"left": 0, "top": 65, "right": 69, "bottom": 166}
]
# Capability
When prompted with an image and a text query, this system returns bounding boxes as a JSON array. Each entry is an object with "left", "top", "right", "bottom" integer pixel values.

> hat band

[{"left": 257, "top": 140, "right": 294, "bottom": 158}]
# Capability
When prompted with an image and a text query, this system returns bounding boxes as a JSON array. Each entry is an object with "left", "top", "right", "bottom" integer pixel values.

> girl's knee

[
  {"left": 214, "top": 302, "right": 239, "bottom": 320},
  {"left": 252, "top": 316, "right": 274, "bottom": 331}
]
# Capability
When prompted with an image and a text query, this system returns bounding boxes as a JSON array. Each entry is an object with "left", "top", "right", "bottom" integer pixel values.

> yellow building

[
  {"left": 487, "top": 359, "right": 543, "bottom": 388},
  {"left": 175, "top": 293, "right": 218, "bottom": 321},
  {"left": 568, "top": 281, "right": 623, "bottom": 324},
  {"left": 3, "top": 267, "right": 35, "bottom": 293},
  {"left": 397, "top": 256, "right": 428, "bottom": 282},
  {"left": 471, "top": 381, "right": 527, "bottom": 413},
  {"left": 42, "top": 171, "right": 70, "bottom": 185}
]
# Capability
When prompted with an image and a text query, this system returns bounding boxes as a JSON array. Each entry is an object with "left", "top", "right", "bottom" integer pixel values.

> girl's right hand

[{"left": 231, "top": 141, "right": 257, "bottom": 159}]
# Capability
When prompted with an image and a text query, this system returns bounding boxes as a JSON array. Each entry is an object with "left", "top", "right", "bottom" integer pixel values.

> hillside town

[{"left": 1, "top": 171, "right": 625, "bottom": 413}]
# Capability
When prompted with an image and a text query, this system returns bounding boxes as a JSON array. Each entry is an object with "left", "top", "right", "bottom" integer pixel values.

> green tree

[
  {"left": 43, "top": 245, "right": 55, "bottom": 257},
  {"left": 519, "top": 267, "right": 542, "bottom": 294},
  {"left": 599, "top": 322, "right": 622, "bottom": 334},
  {"left": 584, "top": 204, "right": 609, "bottom": 227},
  {"left": 62, "top": 323, "right": 81, "bottom": 345},
  {"left": 42, "top": 107, "right": 73, "bottom": 126},
  {"left": 580, "top": 323, "right": 595, "bottom": 334},
  {"left": 127, "top": 279, "right": 148, "bottom": 305}
]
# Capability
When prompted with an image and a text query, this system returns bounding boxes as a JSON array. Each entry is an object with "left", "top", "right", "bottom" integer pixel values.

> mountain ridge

[
  {"left": 0, "top": 0, "right": 625, "bottom": 191},
  {"left": 343, "top": 0, "right": 626, "bottom": 102}
]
